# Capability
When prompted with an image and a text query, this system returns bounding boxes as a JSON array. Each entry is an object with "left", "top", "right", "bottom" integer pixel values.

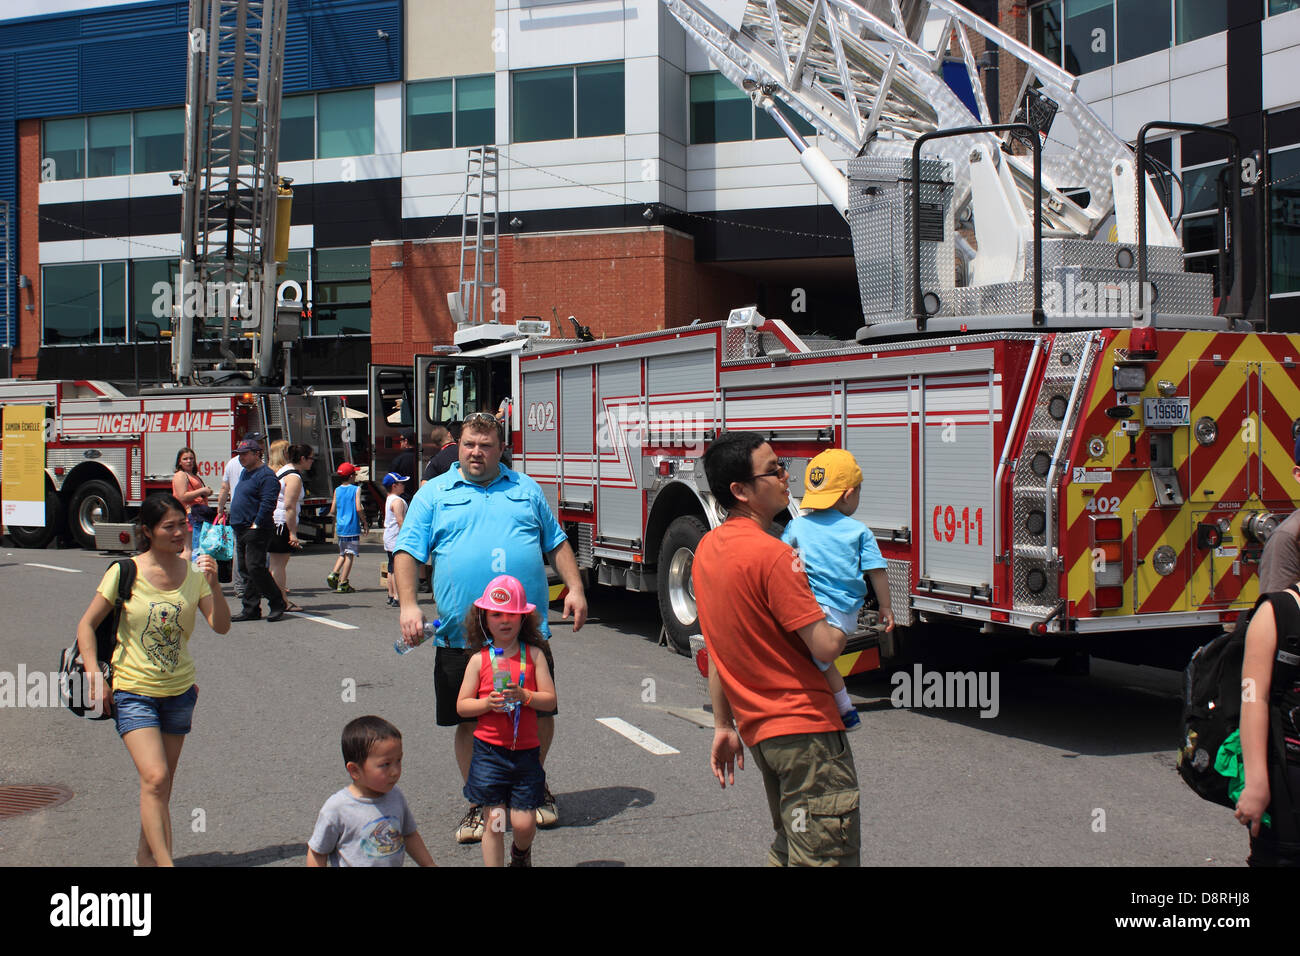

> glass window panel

[
  {"left": 1176, "top": 0, "right": 1227, "bottom": 43},
  {"left": 1184, "top": 252, "right": 1220, "bottom": 298},
  {"left": 43, "top": 117, "right": 85, "bottom": 181},
  {"left": 43, "top": 264, "right": 100, "bottom": 345},
  {"left": 313, "top": 247, "right": 370, "bottom": 335},
  {"left": 317, "top": 88, "right": 374, "bottom": 159},
  {"left": 1031, "top": 2, "right": 1064, "bottom": 66},
  {"left": 514, "top": 68, "right": 574, "bottom": 142},
  {"left": 456, "top": 75, "right": 495, "bottom": 147},
  {"left": 87, "top": 113, "right": 131, "bottom": 178},
  {"left": 1182, "top": 214, "right": 1219, "bottom": 254},
  {"left": 132, "top": 259, "right": 177, "bottom": 339},
  {"left": 1116, "top": 0, "right": 1169, "bottom": 62},
  {"left": 407, "top": 79, "right": 453, "bottom": 151},
  {"left": 755, "top": 99, "right": 818, "bottom": 140},
  {"left": 1270, "top": 149, "right": 1300, "bottom": 295},
  {"left": 1270, "top": 1, "right": 1300, "bottom": 15},
  {"left": 280, "top": 95, "right": 315, "bottom": 161},
  {"left": 690, "top": 73, "right": 750, "bottom": 144},
  {"left": 576, "top": 62, "right": 624, "bottom": 138},
  {"left": 133, "top": 108, "right": 183, "bottom": 174},
  {"left": 101, "top": 262, "right": 126, "bottom": 342},
  {"left": 1063, "top": 0, "right": 1114, "bottom": 74},
  {"left": 1181, "top": 162, "right": 1226, "bottom": 215}
]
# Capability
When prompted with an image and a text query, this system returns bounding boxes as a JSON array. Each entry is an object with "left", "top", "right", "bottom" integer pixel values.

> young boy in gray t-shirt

[{"left": 308, "top": 715, "right": 436, "bottom": 867}]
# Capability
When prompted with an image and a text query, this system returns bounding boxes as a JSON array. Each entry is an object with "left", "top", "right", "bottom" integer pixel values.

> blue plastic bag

[{"left": 198, "top": 520, "right": 235, "bottom": 562}]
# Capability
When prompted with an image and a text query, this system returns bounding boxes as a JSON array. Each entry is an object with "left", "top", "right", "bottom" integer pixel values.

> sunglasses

[{"left": 747, "top": 461, "right": 788, "bottom": 482}]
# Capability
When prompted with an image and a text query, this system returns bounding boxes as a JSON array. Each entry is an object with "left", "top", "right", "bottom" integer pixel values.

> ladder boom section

[
  {"left": 176, "top": 0, "right": 288, "bottom": 384},
  {"left": 663, "top": 0, "right": 1175, "bottom": 241}
]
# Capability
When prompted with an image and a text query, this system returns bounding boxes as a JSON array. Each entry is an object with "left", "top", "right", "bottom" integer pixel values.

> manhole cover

[{"left": 0, "top": 785, "right": 73, "bottom": 819}]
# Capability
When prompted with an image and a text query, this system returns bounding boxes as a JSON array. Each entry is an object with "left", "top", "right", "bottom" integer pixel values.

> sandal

[{"left": 284, "top": 603, "right": 305, "bottom": 614}]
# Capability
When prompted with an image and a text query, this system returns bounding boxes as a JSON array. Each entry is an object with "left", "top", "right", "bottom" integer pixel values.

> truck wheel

[
  {"left": 68, "top": 480, "right": 123, "bottom": 550},
  {"left": 656, "top": 515, "right": 708, "bottom": 656},
  {"left": 7, "top": 488, "right": 62, "bottom": 549}
]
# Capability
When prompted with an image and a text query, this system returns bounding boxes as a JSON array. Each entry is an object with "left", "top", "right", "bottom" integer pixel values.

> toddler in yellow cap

[{"left": 781, "top": 449, "right": 894, "bottom": 730}]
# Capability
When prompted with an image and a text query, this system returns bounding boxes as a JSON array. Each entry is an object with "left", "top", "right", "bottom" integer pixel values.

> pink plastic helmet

[{"left": 473, "top": 574, "right": 536, "bottom": 615}]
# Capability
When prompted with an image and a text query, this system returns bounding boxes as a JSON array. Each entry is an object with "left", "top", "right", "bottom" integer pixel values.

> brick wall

[{"left": 370, "top": 225, "right": 762, "bottom": 362}]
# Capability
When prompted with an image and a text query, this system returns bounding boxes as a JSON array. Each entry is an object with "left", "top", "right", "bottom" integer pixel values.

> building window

[
  {"left": 134, "top": 108, "right": 183, "bottom": 174},
  {"left": 317, "top": 88, "right": 374, "bottom": 159},
  {"left": 42, "top": 118, "right": 85, "bottom": 181},
  {"left": 312, "top": 247, "right": 370, "bottom": 335},
  {"left": 42, "top": 262, "right": 130, "bottom": 345},
  {"left": 406, "top": 75, "right": 495, "bottom": 151},
  {"left": 512, "top": 63, "right": 624, "bottom": 143},
  {"left": 1063, "top": 0, "right": 1113, "bottom": 74},
  {"left": 1270, "top": 1, "right": 1300, "bottom": 15},
  {"left": 1270, "top": 147, "right": 1300, "bottom": 295},
  {"left": 279, "top": 95, "right": 315, "bottom": 162},
  {"left": 1030, "top": 2, "right": 1064, "bottom": 67},
  {"left": 1176, "top": 0, "right": 1227, "bottom": 43},
  {"left": 575, "top": 62, "right": 624, "bottom": 138},
  {"left": 1116, "top": 0, "right": 1169, "bottom": 62},
  {"left": 689, "top": 73, "right": 817, "bottom": 144},
  {"left": 1180, "top": 159, "right": 1227, "bottom": 298},
  {"left": 88, "top": 114, "right": 131, "bottom": 178},
  {"left": 132, "top": 259, "right": 177, "bottom": 340}
]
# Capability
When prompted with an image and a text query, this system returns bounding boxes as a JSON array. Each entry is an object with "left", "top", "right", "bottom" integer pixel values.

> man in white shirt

[{"left": 217, "top": 431, "right": 263, "bottom": 597}]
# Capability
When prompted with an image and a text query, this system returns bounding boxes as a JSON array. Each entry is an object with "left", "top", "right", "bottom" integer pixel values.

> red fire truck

[{"left": 0, "top": 379, "right": 340, "bottom": 549}]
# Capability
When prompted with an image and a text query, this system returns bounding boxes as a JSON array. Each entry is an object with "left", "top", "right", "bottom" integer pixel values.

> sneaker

[
  {"left": 509, "top": 843, "right": 532, "bottom": 867},
  {"left": 417, "top": 579, "right": 433, "bottom": 594},
  {"left": 336, "top": 582, "right": 356, "bottom": 594},
  {"left": 455, "top": 805, "right": 485, "bottom": 844},
  {"left": 325, "top": 572, "right": 339, "bottom": 590},
  {"left": 535, "top": 786, "right": 559, "bottom": 828},
  {"left": 386, "top": 596, "right": 398, "bottom": 607},
  {"left": 841, "top": 708, "right": 861, "bottom": 731}
]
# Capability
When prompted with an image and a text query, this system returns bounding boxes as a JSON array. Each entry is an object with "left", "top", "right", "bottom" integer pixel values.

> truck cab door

[
  {"left": 415, "top": 355, "right": 507, "bottom": 475},
  {"left": 369, "top": 363, "right": 415, "bottom": 482}
]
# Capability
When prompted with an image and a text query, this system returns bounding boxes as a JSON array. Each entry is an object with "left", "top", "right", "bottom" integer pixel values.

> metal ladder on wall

[{"left": 456, "top": 146, "right": 499, "bottom": 329}]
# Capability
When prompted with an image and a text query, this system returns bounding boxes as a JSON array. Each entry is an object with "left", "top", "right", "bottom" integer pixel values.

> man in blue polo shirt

[{"left": 394, "top": 411, "right": 587, "bottom": 843}]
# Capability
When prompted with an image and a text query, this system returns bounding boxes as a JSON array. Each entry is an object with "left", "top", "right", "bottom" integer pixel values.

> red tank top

[{"left": 474, "top": 645, "right": 540, "bottom": 750}]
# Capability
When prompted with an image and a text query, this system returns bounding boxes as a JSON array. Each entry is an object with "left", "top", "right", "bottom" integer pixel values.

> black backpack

[
  {"left": 58, "top": 558, "right": 137, "bottom": 720},
  {"left": 1178, "top": 586, "right": 1300, "bottom": 831}
]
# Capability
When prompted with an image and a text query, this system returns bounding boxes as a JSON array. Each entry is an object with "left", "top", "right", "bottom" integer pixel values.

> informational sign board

[{"left": 2, "top": 405, "right": 46, "bottom": 526}]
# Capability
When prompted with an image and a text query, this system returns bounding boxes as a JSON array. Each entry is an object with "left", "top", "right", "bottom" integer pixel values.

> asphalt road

[{"left": 0, "top": 538, "right": 1255, "bottom": 867}]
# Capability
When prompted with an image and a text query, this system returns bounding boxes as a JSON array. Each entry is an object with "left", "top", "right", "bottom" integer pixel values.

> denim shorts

[
  {"left": 112, "top": 685, "right": 198, "bottom": 738},
  {"left": 463, "top": 738, "right": 546, "bottom": 810},
  {"left": 337, "top": 535, "right": 360, "bottom": 556}
]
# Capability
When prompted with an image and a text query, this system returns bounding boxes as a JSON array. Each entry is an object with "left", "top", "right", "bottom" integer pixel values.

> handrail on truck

[
  {"left": 1135, "top": 122, "right": 1242, "bottom": 324},
  {"left": 911, "top": 123, "right": 1045, "bottom": 332}
]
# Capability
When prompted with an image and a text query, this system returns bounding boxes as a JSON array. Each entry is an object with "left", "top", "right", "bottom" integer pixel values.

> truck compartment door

[
  {"left": 521, "top": 368, "right": 560, "bottom": 517},
  {"left": 560, "top": 366, "right": 594, "bottom": 513},
  {"left": 596, "top": 358, "right": 643, "bottom": 543}
]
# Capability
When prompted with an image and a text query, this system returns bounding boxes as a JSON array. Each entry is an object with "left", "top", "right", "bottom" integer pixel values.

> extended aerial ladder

[
  {"left": 662, "top": 0, "right": 1231, "bottom": 338},
  {"left": 174, "top": 0, "right": 290, "bottom": 384}
]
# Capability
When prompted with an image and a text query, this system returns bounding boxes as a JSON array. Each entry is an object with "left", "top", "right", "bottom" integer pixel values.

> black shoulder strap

[
  {"left": 115, "top": 557, "right": 137, "bottom": 606},
  {"left": 1262, "top": 586, "right": 1300, "bottom": 839}
]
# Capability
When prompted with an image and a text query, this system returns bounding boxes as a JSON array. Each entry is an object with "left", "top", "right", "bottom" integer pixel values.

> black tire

[
  {"left": 68, "top": 479, "right": 123, "bottom": 550},
  {"left": 7, "top": 487, "right": 62, "bottom": 549},
  {"left": 656, "top": 515, "right": 708, "bottom": 656}
]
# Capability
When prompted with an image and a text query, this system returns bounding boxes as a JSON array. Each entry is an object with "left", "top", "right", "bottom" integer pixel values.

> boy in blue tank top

[
  {"left": 781, "top": 449, "right": 894, "bottom": 730},
  {"left": 327, "top": 462, "right": 368, "bottom": 593}
]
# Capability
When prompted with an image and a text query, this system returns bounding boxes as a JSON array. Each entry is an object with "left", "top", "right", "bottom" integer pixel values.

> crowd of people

[{"left": 73, "top": 417, "right": 1300, "bottom": 868}]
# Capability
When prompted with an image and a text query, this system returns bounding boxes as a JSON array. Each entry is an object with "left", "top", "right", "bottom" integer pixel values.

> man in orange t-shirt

[{"left": 694, "top": 431, "right": 861, "bottom": 866}]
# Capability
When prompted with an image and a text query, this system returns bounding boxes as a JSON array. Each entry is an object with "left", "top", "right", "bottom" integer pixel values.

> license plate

[{"left": 1143, "top": 397, "right": 1191, "bottom": 427}]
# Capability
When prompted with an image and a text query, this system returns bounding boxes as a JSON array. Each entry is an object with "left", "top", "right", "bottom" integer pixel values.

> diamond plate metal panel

[{"left": 887, "top": 558, "right": 912, "bottom": 628}]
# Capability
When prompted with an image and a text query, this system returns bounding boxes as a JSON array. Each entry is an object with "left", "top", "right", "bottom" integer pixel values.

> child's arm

[
  {"left": 306, "top": 848, "right": 330, "bottom": 867},
  {"left": 327, "top": 491, "right": 336, "bottom": 518},
  {"left": 404, "top": 829, "right": 436, "bottom": 867},
  {"left": 456, "top": 652, "right": 503, "bottom": 718},
  {"left": 866, "top": 568, "right": 893, "bottom": 631},
  {"left": 393, "top": 496, "right": 407, "bottom": 528},
  {"left": 355, "top": 485, "right": 367, "bottom": 532},
  {"left": 504, "top": 646, "right": 557, "bottom": 713}
]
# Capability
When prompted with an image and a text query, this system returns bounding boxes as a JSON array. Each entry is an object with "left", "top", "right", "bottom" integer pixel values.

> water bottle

[
  {"left": 493, "top": 647, "right": 518, "bottom": 713},
  {"left": 394, "top": 619, "right": 441, "bottom": 656}
]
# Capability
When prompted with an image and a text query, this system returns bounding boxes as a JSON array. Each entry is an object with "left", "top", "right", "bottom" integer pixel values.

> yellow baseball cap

[{"left": 800, "top": 449, "right": 863, "bottom": 510}]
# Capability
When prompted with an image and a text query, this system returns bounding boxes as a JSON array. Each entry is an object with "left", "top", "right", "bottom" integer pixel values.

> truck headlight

[
  {"left": 1153, "top": 545, "right": 1178, "bottom": 576},
  {"left": 1194, "top": 417, "right": 1217, "bottom": 446}
]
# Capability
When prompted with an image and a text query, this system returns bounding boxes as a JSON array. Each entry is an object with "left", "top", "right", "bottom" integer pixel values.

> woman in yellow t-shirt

[{"left": 75, "top": 493, "right": 231, "bottom": 867}]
